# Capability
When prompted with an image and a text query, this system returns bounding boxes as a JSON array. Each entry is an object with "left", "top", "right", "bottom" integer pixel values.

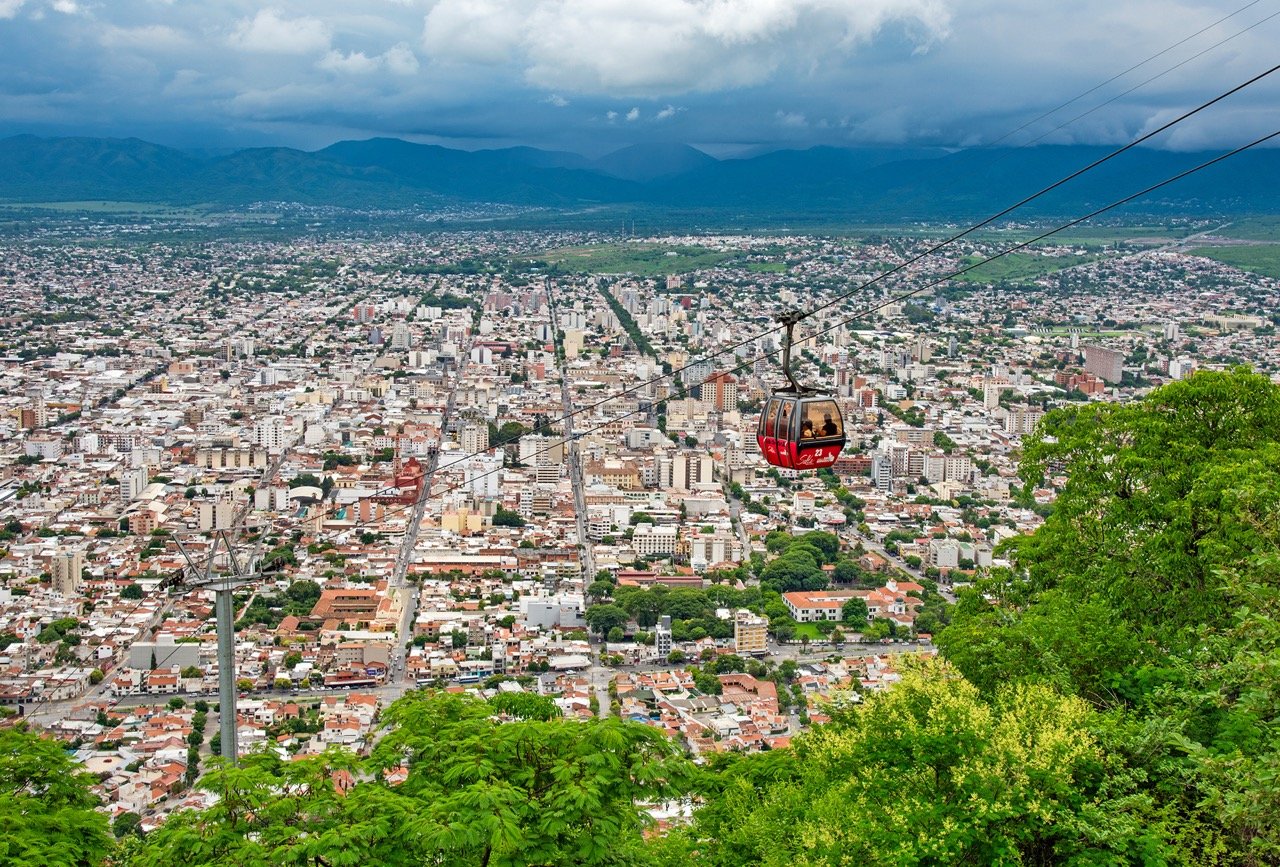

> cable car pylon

[{"left": 168, "top": 529, "right": 263, "bottom": 765}]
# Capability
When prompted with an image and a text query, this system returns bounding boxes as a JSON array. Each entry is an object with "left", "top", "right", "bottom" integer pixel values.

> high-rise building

[
  {"left": 733, "top": 609, "right": 769, "bottom": 654},
  {"left": 461, "top": 423, "right": 489, "bottom": 455},
  {"left": 871, "top": 454, "right": 893, "bottom": 490},
  {"left": 253, "top": 417, "right": 289, "bottom": 452},
  {"left": 120, "top": 467, "right": 149, "bottom": 504},
  {"left": 198, "top": 500, "right": 236, "bottom": 531},
  {"left": 464, "top": 455, "right": 502, "bottom": 498},
  {"left": 982, "top": 383, "right": 1002, "bottom": 409},
  {"left": 1083, "top": 345, "right": 1124, "bottom": 383},
  {"left": 701, "top": 371, "right": 739, "bottom": 412},
  {"left": 655, "top": 616, "right": 673, "bottom": 659},
  {"left": 1005, "top": 406, "right": 1045, "bottom": 436},
  {"left": 390, "top": 321, "right": 413, "bottom": 349},
  {"left": 51, "top": 549, "right": 84, "bottom": 596}
]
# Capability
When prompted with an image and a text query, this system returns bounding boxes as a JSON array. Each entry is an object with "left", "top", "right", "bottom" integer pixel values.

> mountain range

[{"left": 1, "top": 134, "right": 1278, "bottom": 220}]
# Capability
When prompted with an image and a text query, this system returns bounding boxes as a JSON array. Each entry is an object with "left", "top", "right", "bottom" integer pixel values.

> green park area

[
  {"left": 539, "top": 242, "right": 733, "bottom": 275},
  {"left": 0, "top": 200, "right": 212, "bottom": 217},
  {"left": 951, "top": 250, "right": 1101, "bottom": 284},
  {"left": 1189, "top": 244, "right": 1280, "bottom": 279},
  {"left": 1217, "top": 216, "right": 1280, "bottom": 241}
]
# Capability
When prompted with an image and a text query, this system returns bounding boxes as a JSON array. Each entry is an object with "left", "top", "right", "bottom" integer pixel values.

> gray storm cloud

[{"left": 0, "top": 0, "right": 1275, "bottom": 151}]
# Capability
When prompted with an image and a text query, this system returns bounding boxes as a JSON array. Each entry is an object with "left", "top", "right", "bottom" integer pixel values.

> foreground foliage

[
  {"left": 0, "top": 725, "right": 112, "bottom": 867},
  {"left": 658, "top": 658, "right": 1166, "bottom": 866},
  {"left": 126, "top": 691, "right": 690, "bottom": 866}
]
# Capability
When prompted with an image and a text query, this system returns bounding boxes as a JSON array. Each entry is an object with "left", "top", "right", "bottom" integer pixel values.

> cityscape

[
  {"left": 3, "top": 0, "right": 1280, "bottom": 862},
  {"left": 2, "top": 218, "right": 1277, "bottom": 836}
]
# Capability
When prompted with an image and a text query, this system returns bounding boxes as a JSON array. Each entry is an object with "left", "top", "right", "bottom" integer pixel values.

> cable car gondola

[{"left": 756, "top": 312, "right": 846, "bottom": 471}]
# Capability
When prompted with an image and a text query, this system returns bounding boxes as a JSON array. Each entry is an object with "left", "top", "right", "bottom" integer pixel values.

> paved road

[
  {"left": 389, "top": 335, "right": 471, "bottom": 682},
  {"left": 547, "top": 285, "right": 594, "bottom": 583}
]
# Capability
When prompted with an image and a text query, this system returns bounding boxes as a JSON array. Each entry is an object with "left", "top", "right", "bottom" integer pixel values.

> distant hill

[
  {"left": 1, "top": 133, "right": 1277, "bottom": 219},
  {"left": 592, "top": 143, "right": 717, "bottom": 182}
]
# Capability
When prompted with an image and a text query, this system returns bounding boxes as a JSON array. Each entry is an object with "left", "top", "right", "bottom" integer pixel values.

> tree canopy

[
  {"left": 0, "top": 725, "right": 113, "bottom": 867},
  {"left": 127, "top": 691, "right": 691, "bottom": 867}
]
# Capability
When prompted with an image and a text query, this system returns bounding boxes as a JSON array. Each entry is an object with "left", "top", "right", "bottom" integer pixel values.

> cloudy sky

[{"left": 0, "top": 0, "right": 1276, "bottom": 155}]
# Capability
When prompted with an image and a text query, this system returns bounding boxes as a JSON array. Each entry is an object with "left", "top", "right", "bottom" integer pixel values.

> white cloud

[
  {"left": 51, "top": 0, "right": 78, "bottom": 14},
  {"left": 319, "top": 50, "right": 378, "bottom": 74},
  {"left": 423, "top": 0, "right": 951, "bottom": 96},
  {"left": 1, "top": 0, "right": 1276, "bottom": 154},
  {"left": 161, "top": 68, "right": 206, "bottom": 97},
  {"left": 319, "top": 43, "right": 420, "bottom": 76},
  {"left": 383, "top": 43, "right": 420, "bottom": 75},
  {"left": 229, "top": 9, "right": 331, "bottom": 55},
  {"left": 421, "top": 0, "right": 526, "bottom": 65}
]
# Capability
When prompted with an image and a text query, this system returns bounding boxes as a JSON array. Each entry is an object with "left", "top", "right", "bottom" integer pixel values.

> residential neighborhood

[{"left": 1, "top": 223, "right": 1277, "bottom": 828}]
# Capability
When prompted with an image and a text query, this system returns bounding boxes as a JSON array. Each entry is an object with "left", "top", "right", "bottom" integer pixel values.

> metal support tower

[{"left": 172, "top": 529, "right": 259, "bottom": 764}]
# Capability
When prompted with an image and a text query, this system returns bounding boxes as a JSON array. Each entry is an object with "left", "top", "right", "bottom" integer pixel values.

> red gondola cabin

[
  {"left": 755, "top": 311, "right": 846, "bottom": 471},
  {"left": 757, "top": 394, "right": 845, "bottom": 470}
]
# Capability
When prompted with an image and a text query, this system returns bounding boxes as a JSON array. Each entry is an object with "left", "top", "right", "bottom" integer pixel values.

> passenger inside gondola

[{"left": 803, "top": 401, "right": 842, "bottom": 438}]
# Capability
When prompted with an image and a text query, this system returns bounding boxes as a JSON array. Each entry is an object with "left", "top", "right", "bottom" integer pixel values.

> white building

[
  {"left": 521, "top": 593, "right": 586, "bottom": 630},
  {"left": 23, "top": 436, "right": 62, "bottom": 461},
  {"left": 929, "top": 538, "right": 961, "bottom": 569},
  {"left": 631, "top": 524, "right": 678, "bottom": 558},
  {"left": 119, "top": 467, "right": 148, "bottom": 504},
  {"left": 253, "top": 417, "right": 289, "bottom": 452},
  {"left": 688, "top": 529, "right": 742, "bottom": 572},
  {"left": 654, "top": 616, "right": 673, "bottom": 658},
  {"left": 198, "top": 500, "right": 236, "bottom": 531}
]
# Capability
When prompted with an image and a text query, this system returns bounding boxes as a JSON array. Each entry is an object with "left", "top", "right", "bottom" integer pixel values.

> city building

[
  {"left": 733, "top": 609, "right": 768, "bottom": 654},
  {"left": 1083, "top": 344, "right": 1125, "bottom": 383}
]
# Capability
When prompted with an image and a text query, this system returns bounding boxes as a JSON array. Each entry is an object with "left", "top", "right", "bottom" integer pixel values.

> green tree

[
  {"left": 658, "top": 588, "right": 714, "bottom": 621},
  {"left": 933, "top": 369, "right": 1280, "bottom": 862},
  {"left": 0, "top": 725, "right": 113, "bottom": 865},
  {"left": 120, "top": 583, "right": 144, "bottom": 600},
  {"left": 586, "top": 580, "right": 613, "bottom": 602},
  {"left": 760, "top": 548, "right": 827, "bottom": 594},
  {"left": 134, "top": 692, "right": 691, "bottom": 867},
  {"left": 488, "top": 692, "right": 560, "bottom": 721},
  {"left": 492, "top": 507, "right": 526, "bottom": 528},
  {"left": 620, "top": 590, "right": 662, "bottom": 628},
  {"left": 658, "top": 659, "right": 1164, "bottom": 866},
  {"left": 1013, "top": 367, "right": 1280, "bottom": 639},
  {"left": 841, "top": 597, "right": 869, "bottom": 625},
  {"left": 284, "top": 580, "right": 321, "bottom": 606},
  {"left": 584, "top": 604, "right": 629, "bottom": 636},
  {"left": 114, "top": 810, "right": 143, "bottom": 839}
]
